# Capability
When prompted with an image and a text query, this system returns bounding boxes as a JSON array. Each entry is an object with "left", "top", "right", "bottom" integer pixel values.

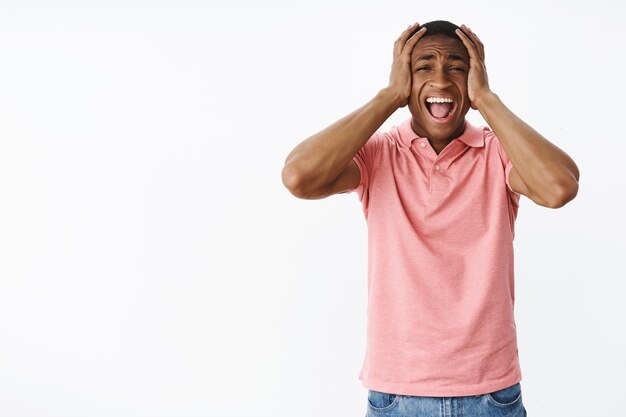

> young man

[{"left": 281, "top": 20, "right": 579, "bottom": 416}]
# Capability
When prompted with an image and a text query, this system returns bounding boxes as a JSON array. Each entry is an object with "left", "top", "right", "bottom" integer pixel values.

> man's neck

[
  {"left": 429, "top": 139, "right": 453, "bottom": 155},
  {"left": 411, "top": 119, "right": 466, "bottom": 155}
]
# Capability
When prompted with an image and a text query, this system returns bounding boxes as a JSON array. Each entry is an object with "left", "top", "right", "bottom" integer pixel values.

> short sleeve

[
  {"left": 485, "top": 127, "right": 521, "bottom": 235},
  {"left": 339, "top": 131, "right": 385, "bottom": 208},
  {"left": 486, "top": 127, "right": 521, "bottom": 200},
  {"left": 504, "top": 159, "right": 519, "bottom": 197}
]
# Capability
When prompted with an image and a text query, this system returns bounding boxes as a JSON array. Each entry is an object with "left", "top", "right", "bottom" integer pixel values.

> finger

[
  {"left": 401, "top": 27, "right": 427, "bottom": 64},
  {"left": 401, "top": 22, "right": 421, "bottom": 36},
  {"left": 394, "top": 22, "right": 421, "bottom": 56},
  {"left": 460, "top": 24, "right": 485, "bottom": 61},
  {"left": 403, "top": 26, "right": 427, "bottom": 53},
  {"left": 455, "top": 27, "right": 480, "bottom": 62},
  {"left": 397, "top": 22, "right": 421, "bottom": 43},
  {"left": 464, "top": 26, "right": 484, "bottom": 60}
]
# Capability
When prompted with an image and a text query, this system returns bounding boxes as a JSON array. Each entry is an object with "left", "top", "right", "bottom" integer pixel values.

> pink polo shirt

[{"left": 341, "top": 117, "right": 523, "bottom": 396}]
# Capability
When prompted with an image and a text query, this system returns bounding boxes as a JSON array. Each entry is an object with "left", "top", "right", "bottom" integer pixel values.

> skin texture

[
  {"left": 390, "top": 22, "right": 579, "bottom": 207},
  {"left": 282, "top": 22, "right": 579, "bottom": 207},
  {"left": 407, "top": 34, "right": 471, "bottom": 153},
  {"left": 453, "top": 24, "right": 579, "bottom": 207}
]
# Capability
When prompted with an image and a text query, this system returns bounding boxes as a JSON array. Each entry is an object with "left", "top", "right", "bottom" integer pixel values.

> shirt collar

[{"left": 397, "top": 117, "right": 486, "bottom": 149}]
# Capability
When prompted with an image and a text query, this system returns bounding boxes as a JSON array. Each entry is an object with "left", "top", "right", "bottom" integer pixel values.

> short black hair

[{"left": 419, "top": 20, "right": 461, "bottom": 40}]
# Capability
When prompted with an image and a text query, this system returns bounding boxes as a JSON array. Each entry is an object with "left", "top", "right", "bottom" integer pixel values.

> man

[{"left": 281, "top": 20, "right": 579, "bottom": 416}]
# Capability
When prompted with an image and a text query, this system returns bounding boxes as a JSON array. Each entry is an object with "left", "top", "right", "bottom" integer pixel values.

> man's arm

[
  {"left": 282, "top": 23, "right": 427, "bottom": 199},
  {"left": 281, "top": 88, "right": 400, "bottom": 199},
  {"left": 456, "top": 25, "right": 579, "bottom": 209},
  {"left": 475, "top": 93, "right": 579, "bottom": 208}
]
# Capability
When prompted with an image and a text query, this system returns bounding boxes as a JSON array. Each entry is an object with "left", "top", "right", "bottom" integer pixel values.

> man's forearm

[
  {"left": 282, "top": 88, "right": 401, "bottom": 197},
  {"left": 475, "top": 92, "right": 580, "bottom": 202}
]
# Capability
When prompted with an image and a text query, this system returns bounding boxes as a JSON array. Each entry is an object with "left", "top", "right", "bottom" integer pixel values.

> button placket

[{"left": 431, "top": 159, "right": 446, "bottom": 197}]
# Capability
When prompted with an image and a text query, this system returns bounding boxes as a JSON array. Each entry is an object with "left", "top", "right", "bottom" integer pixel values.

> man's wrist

[
  {"left": 474, "top": 90, "right": 499, "bottom": 112},
  {"left": 377, "top": 87, "right": 404, "bottom": 110}
]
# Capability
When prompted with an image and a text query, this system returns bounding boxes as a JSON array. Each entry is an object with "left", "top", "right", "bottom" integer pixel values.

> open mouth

[{"left": 425, "top": 96, "right": 456, "bottom": 123}]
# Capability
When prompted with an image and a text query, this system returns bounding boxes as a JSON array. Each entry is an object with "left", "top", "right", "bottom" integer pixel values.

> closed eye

[{"left": 415, "top": 66, "right": 466, "bottom": 72}]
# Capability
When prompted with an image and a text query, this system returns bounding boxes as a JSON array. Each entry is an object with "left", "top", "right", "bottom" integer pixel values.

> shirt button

[
  {"left": 419, "top": 142, "right": 426, "bottom": 148},
  {"left": 434, "top": 164, "right": 440, "bottom": 171}
]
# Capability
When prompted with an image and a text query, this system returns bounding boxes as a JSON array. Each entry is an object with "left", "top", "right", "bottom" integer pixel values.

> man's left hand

[{"left": 455, "top": 24, "right": 492, "bottom": 110}]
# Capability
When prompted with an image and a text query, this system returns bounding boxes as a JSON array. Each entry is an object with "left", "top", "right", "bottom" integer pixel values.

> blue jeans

[{"left": 366, "top": 382, "right": 527, "bottom": 417}]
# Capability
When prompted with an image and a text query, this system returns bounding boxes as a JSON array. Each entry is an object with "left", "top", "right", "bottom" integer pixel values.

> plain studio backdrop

[{"left": 0, "top": 1, "right": 624, "bottom": 416}]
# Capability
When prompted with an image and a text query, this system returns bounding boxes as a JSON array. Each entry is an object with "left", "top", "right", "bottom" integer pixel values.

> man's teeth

[{"left": 426, "top": 97, "right": 454, "bottom": 103}]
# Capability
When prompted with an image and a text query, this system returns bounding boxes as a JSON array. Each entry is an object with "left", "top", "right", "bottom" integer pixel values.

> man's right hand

[
  {"left": 387, "top": 22, "right": 427, "bottom": 108},
  {"left": 283, "top": 24, "right": 428, "bottom": 199}
]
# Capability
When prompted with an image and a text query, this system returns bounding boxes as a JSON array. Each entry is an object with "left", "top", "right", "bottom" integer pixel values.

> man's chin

[{"left": 412, "top": 115, "right": 464, "bottom": 141}]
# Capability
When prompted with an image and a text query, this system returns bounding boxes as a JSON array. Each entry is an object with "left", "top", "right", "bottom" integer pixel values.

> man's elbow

[
  {"left": 546, "top": 180, "right": 579, "bottom": 209},
  {"left": 282, "top": 165, "right": 316, "bottom": 199},
  {"left": 282, "top": 166, "right": 304, "bottom": 198}
]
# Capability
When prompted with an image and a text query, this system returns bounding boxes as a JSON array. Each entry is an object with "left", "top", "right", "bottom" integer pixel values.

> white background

[{"left": 0, "top": 1, "right": 624, "bottom": 416}]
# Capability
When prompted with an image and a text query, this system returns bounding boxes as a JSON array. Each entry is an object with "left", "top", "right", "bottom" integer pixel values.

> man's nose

[{"left": 429, "top": 69, "right": 452, "bottom": 89}]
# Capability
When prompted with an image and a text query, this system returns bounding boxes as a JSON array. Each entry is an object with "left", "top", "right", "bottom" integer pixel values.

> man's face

[{"left": 408, "top": 34, "right": 471, "bottom": 142}]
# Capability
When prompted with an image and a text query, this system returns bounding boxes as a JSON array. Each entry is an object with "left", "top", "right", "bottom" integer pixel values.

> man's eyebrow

[
  {"left": 447, "top": 54, "right": 467, "bottom": 62},
  {"left": 415, "top": 54, "right": 434, "bottom": 62},
  {"left": 414, "top": 54, "right": 468, "bottom": 63}
]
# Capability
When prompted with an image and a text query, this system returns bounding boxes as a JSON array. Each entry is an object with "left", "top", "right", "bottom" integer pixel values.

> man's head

[{"left": 407, "top": 20, "right": 471, "bottom": 143}]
